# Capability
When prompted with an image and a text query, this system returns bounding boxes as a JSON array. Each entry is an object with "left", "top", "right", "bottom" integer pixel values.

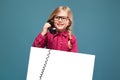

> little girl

[{"left": 32, "top": 6, "right": 78, "bottom": 52}]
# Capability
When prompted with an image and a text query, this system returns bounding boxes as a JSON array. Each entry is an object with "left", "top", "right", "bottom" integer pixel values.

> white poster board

[{"left": 26, "top": 47, "right": 95, "bottom": 80}]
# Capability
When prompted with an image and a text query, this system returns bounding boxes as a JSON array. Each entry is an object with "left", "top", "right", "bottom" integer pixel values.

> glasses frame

[{"left": 54, "top": 16, "right": 68, "bottom": 22}]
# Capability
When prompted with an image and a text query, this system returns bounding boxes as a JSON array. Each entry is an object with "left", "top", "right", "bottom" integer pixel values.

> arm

[
  {"left": 32, "top": 22, "right": 51, "bottom": 47},
  {"left": 32, "top": 33, "right": 47, "bottom": 48}
]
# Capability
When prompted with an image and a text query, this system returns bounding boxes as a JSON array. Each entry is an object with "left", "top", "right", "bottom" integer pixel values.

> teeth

[
  {"left": 57, "top": 23, "right": 64, "bottom": 27},
  {"left": 58, "top": 24, "right": 63, "bottom": 25}
]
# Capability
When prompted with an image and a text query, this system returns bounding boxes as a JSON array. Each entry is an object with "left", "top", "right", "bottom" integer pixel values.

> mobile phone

[{"left": 47, "top": 19, "right": 56, "bottom": 34}]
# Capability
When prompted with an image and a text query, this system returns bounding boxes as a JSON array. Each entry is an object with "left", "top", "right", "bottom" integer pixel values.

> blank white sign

[{"left": 26, "top": 47, "right": 95, "bottom": 80}]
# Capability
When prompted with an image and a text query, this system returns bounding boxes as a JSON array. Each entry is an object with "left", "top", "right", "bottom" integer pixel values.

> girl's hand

[{"left": 41, "top": 22, "right": 51, "bottom": 36}]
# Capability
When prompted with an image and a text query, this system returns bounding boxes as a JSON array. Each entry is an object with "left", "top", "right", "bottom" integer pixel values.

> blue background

[{"left": 0, "top": 0, "right": 120, "bottom": 80}]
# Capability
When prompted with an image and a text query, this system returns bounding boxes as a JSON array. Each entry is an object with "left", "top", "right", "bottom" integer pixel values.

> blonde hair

[{"left": 48, "top": 6, "right": 73, "bottom": 49}]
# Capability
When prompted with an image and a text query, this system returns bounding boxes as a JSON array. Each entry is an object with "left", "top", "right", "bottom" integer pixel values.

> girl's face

[{"left": 53, "top": 10, "right": 69, "bottom": 32}]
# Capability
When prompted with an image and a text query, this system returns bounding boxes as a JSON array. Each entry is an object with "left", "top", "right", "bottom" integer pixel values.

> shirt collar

[{"left": 53, "top": 30, "right": 68, "bottom": 37}]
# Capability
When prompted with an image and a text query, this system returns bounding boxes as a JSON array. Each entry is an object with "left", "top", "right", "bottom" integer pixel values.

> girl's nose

[{"left": 58, "top": 18, "right": 62, "bottom": 21}]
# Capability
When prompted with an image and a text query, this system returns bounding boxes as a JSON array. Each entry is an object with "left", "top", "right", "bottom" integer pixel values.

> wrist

[{"left": 41, "top": 31, "right": 47, "bottom": 36}]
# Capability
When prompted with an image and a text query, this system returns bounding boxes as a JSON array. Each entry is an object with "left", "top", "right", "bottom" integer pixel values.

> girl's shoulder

[
  {"left": 71, "top": 34, "right": 77, "bottom": 42},
  {"left": 71, "top": 34, "right": 77, "bottom": 39}
]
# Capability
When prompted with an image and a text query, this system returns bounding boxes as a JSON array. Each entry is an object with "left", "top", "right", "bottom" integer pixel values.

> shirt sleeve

[
  {"left": 32, "top": 33, "right": 47, "bottom": 48},
  {"left": 70, "top": 35, "right": 78, "bottom": 52}
]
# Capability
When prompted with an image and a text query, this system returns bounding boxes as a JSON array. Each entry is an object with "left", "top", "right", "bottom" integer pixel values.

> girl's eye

[{"left": 54, "top": 16, "right": 68, "bottom": 21}]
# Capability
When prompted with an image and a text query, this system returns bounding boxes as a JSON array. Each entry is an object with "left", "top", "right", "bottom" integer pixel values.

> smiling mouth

[{"left": 57, "top": 23, "right": 64, "bottom": 26}]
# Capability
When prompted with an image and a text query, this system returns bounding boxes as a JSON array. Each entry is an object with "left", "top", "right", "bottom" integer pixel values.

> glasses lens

[{"left": 54, "top": 16, "right": 68, "bottom": 21}]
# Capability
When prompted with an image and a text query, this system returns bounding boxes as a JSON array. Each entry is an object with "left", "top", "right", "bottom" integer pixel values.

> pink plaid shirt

[{"left": 32, "top": 30, "right": 78, "bottom": 52}]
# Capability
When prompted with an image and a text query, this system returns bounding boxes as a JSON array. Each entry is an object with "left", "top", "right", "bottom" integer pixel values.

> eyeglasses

[{"left": 54, "top": 16, "right": 68, "bottom": 21}]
